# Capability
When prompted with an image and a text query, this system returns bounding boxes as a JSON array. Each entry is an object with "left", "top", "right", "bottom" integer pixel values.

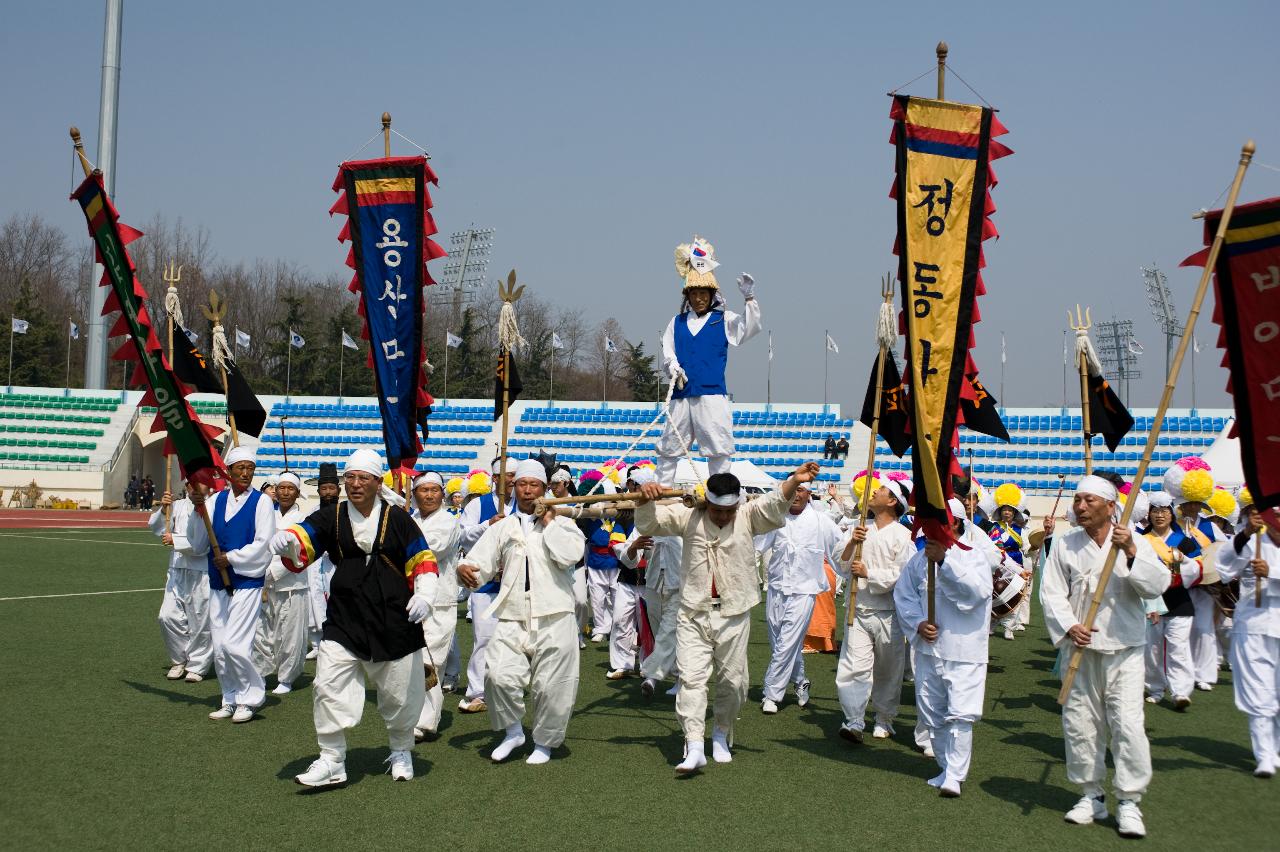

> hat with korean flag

[{"left": 674, "top": 235, "right": 720, "bottom": 292}]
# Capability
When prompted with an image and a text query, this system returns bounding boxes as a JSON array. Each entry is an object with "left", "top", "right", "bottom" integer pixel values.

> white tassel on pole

[
  {"left": 498, "top": 301, "right": 527, "bottom": 353},
  {"left": 164, "top": 286, "right": 184, "bottom": 329},
  {"left": 1074, "top": 327, "right": 1103, "bottom": 377},
  {"left": 876, "top": 296, "right": 897, "bottom": 351}
]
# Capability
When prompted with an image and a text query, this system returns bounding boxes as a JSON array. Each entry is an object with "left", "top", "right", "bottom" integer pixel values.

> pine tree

[
  {"left": 624, "top": 341, "right": 658, "bottom": 403},
  {"left": 8, "top": 279, "right": 62, "bottom": 387}
]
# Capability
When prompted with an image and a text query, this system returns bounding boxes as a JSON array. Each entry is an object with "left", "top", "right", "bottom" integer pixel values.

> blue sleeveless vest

[
  {"left": 672, "top": 310, "right": 728, "bottom": 399},
  {"left": 208, "top": 488, "right": 264, "bottom": 591}
]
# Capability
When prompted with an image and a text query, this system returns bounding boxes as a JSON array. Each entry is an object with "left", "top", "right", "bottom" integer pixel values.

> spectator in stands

[
  {"left": 125, "top": 476, "right": 139, "bottom": 510},
  {"left": 141, "top": 476, "right": 155, "bottom": 511},
  {"left": 836, "top": 437, "right": 850, "bottom": 458},
  {"left": 824, "top": 435, "right": 838, "bottom": 460}
]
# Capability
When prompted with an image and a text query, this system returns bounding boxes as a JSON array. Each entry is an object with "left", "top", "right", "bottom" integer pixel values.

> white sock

[
  {"left": 676, "top": 740, "right": 706, "bottom": 771},
  {"left": 711, "top": 728, "right": 732, "bottom": 763},
  {"left": 927, "top": 770, "right": 946, "bottom": 788},
  {"left": 491, "top": 723, "right": 526, "bottom": 762},
  {"left": 666, "top": 681, "right": 680, "bottom": 696},
  {"left": 526, "top": 744, "right": 552, "bottom": 765}
]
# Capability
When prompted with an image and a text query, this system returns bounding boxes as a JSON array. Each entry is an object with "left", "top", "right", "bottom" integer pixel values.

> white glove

[
  {"left": 670, "top": 364, "right": 688, "bottom": 390},
  {"left": 269, "top": 530, "right": 296, "bottom": 556},
  {"left": 406, "top": 593, "right": 432, "bottom": 624},
  {"left": 736, "top": 273, "right": 755, "bottom": 300}
]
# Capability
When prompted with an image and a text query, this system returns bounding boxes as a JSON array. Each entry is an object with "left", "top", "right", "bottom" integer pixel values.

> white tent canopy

[
  {"left": 672, "top": 458, "right": 778, "bottom": 492},
  {"left": 1200, "top": 417, "right": 1244, "bottom": 488}
]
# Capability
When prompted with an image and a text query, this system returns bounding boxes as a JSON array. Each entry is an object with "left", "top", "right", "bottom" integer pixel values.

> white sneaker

[
  {"left": 872, "top": 723, "right": 895, "bottom": 739},
  {"left": 386, "top": 749, "right": 413, "bottom": 781},
  {"left": 590, "top": 633, "right": 606, "bottom": 643},
  {"left": 1003, "top": 628, "right": 1015, "bottom": 640},
  {"left": 1064, "top": 794, "right": 1108, "bottom": 825},
  {"left": 166, "top": 663, "right": 186, "bottom": 680},
  {"left": 675, "top": 742, "right": 706, "bottom": 775},
  {"left": 922, "top": 744, "right": 935, "bottom": 758},
  {"left": 305, "top": 647, "right": 319, "bottom": 660},
  {"left": 838, "top": 724, "right": 864, "bottom": 745},
  {"left": 272, "top": 682, "right": 293, "bottom": 695},
  {"left": 1116, "top": 800, "right": 1145, "bottom": 838},
  {"left": 1173, "top": 695, "right": 1191, "bottom": 711},
  {"left": 458, "top": 697, "right": 486, "bottom": 713},
  {"left": 184, "top": 671, "right": 204, "bottom": 683},
  {"left": 666, "top": 681, "right": 680, "bottom": 697},
  {"left": 1255, "top": 758, "right": 1276, "bottom": 779},
  {"left": 795, "top": 680, "right": 811, "bottom": 708},
  {"left": 939, "top": 778, "right": 962, "bottom": 798},
  {"left": 1195, "top": 681, "right": 1214, "bottom": 692},
  {"left": 605, "top": 669, "right": 630, "bottom": 680},
  {"left": 231, "top": 705, "right": 254, "bottom": 723},
  {"left": 1013, "top": 624, "right": 1027, "bottom": 632},
  {"left": 296, "top": 757, "right": 347, "bottom": 788},
  {"left": 711, "top": 730, "right": 732, "bottom": 763},
  {"left": 761, "top": 698, "right": 779, "bottom": 715},
  {"left": 927, "top": 771, "right": 946, "bottom": 788},
  {"left": 1144, "top": 695, "right": 1161, "bottom": 704},
  {"left": 641, "top": 678, "right": 657, "bottom": 697},
  {"left": 208, "top": 704, "right": 235, "bottom": 720}
]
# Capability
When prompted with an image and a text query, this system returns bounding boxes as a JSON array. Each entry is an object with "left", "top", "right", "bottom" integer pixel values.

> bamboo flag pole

[
  {"left": 1255, "top": 527, "right": 1265, "bottom": 608},
  {"left": 1069, "top": 306, "right": 1094, "bottom": 476},
  {"left": 162, "top": 262, "right": 183, "bottom": 533},
  {"left": 1058, "top": 139, "right": 1255, "bottom": 705},
  {"left": 846, "top": 275, "right": 896, "bottom": 627},
  {"left": 383, "top": 112, "right": 392, "bottom": 158}
]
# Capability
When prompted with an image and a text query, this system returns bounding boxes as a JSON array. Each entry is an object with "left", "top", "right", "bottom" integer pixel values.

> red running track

[{"left": 0, "top": 509, "right": 152, "bottom": 529}]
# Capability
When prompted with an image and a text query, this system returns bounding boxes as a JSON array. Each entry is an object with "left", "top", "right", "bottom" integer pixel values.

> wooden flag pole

[
  {"left": 927, "top": 559, "right": 937, "bottom": 626},
  {"left": 846, "top": 275, "right": 896, "bottom": 627},
  {"left": 1058, "top": 140, "right": 1255, "bottom": 705},
  {"left": 1069, "top": 306, "right": 1094, "bottom": 476},
  {"left": 495, "top": 271, "right": 525, "bottom": 503},
  {"left": 69, "top": 127, "right": 94, "bottom": 177},
  {"left": 383, "top": 112, "right": 392, "bottom": 158},
  {"left": 1256, "top": 527, "right": 1265, "bottom": 608}
]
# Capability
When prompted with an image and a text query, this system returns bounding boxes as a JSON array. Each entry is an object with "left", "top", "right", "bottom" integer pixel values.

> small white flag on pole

[
  {"left": 1063, "top": 333, "right": 1068, "bottom": 366},
  {"left": 605, "top": 337, "right": 619, "bottom": 353},
  {"left": 1193, "top": 336, "right": 1203, "bottom": 353},
  {"left": 11, "top": 318, "right": 29, "bottom": 335},
  {"left": 289, "top": 329, "right": 306, "bottom": 349},
  {"left": 825, "top": 332, "right": 839, "bottom": 355},
  {"left": 768, "top": 331, "right": 774, "bottom": 362},
  {"left": 551, "top": 332, "right": 565, "bottom": 351},
  {"left": 184, "top": 327, "right": 199, "bottom": 344},
  {"left": 446, "top": 331, "right": 463, "bottom": 349},
  {"left": 235, "top": 329, "right": 251, "bottom": 349},
  {"left": 341, "top": 330, "right": 359, "bottom": 350},
  {"left": 69, "top": 320, "right": 80, "bottom": 340}
]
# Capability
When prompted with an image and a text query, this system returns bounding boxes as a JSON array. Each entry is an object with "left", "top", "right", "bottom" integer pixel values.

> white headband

[
  {"left": 947, "top": 497, "right": 966, "bottom": 518},
  {"left": 1076, "top": 475, "right": 1118, "bottom": 503},
  {"left": 413, "top": 471, "right": 445, "bottom": 490},
  {"left": 277, "top": 472, "right": 301, "bottom": 490},
  {"left": 550, "top": 468, "right": 573, "bottom": 484},
  {"left": 224, "top": 445, "right": 256, "bottom": 467},
  {"left": 514, "top": 458, "right": 548, "bottom": 484},
  {"left": 344, "top": 448, "right": 385, "bottom": 479},
  {"left": 705, "top": 487, "right": 741, "bottom": 507}
]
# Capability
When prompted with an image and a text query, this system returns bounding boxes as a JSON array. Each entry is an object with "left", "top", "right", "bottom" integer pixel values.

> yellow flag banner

[{"left": 890, "top": 94, "right": 1011, "bottom": 543}]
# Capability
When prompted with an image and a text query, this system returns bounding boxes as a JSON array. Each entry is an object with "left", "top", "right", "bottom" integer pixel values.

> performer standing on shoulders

[
  {"left": 634, "top": 461, "right": 819, "bottom": 774},
  {"left": 253, "top": 471, "right": 310, "bottom": 695},
  {"left": 1215, "top": 491, "right": 1280, "bottom": 777},
  {"left": 1040, "top": 476, "right": 1168, "bottom": 839},
  {"left": 270, "top": 448, "right": 439, "bottom": 787},
  {"left": 409, "top": 470, "right": 462, "bottom": 741},
  {"left": 186, "top": 446, "right": 276, "bottom": 724},
  {"left": 656, "top": 236, "right": 761, "bottom": 486},
  {"left": 835, "top": 479, "right": 913, "bottom": 743},
  {"left": 457, "top": 459, "right": 586, "bottom": 765},
  {"left": 894, "top": 499, "right": 993, "bottom": 798},
  {"left": 150, "top": 489, "right": 213, "bottom": 683}
]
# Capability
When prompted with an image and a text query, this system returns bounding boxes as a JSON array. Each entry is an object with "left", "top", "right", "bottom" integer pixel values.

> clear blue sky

[{"left": 4, "top": 0, "right": 1278, "bottom": 411}]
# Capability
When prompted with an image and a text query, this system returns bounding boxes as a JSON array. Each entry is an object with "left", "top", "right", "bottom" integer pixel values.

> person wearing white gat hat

[
  {"left": 409, "top": 470, "right": 463, "bottom": 740},
  {"left": 1040, "top": 475, "right": 1169, "bottom": 839},
  {"left": 186, "top": 444, "right": 277, "bottom": 724},
  {"left": 270, "top": 448, "right": 440, "bottom": 787},
  {"left": 457, "top": 458, "right": 586, "bottom": 765}
]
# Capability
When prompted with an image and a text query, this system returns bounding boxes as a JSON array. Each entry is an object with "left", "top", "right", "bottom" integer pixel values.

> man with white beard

[{"left": 410, "top": 471, "right": 462, "bottom": 741}]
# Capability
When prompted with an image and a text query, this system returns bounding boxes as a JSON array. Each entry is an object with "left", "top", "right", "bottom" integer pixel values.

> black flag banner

[
  {"left": 223, "top": 359, "right": 267, "bottom": 438},
  {"left": 169, "top": 328, "right": 223, "bottom": 394},
  {"left": 961, "top": 376, "right": 1010, "bottom": 442},
  {"left": 860, "top": 352, "right": 911, "bottom": 457},
  {"left": 1086, "top": 373, "right": 1133, "bottom": 453}
]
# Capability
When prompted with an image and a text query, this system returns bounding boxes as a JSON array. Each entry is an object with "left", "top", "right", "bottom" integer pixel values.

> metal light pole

[
  {"left": 1142, "top": 265, "right": 1184, "bottom": 385},
  {"left": 1097, "top": 316, "right": 1141, "bottom": 406},
  {"left": 85, "top": 0, "right": 124, "bottom": 389},
  {"left": 439, "top": 226, "right": 494, "bottom": 328}
]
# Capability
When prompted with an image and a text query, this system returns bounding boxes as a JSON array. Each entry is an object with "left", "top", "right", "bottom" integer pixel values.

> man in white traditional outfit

[
  {"left": 150, "top": 489, "right": 212, "bottom": 682},
  {"left": 270, "top": 448, "right": 439, "bottom": 787},
  {"left": 894, "top": 500, "right": 994, "bottom": 798},
  {"left": 186, "top": 445, "right": 277, "bottom": 723},
  {"left": 623, "top": 469, "right": 685, "bottom": 698},
  {"left": 410, "top": 470, "right": 462, "bottom": 741},
  {"left": 835, "top": 479, "right": 913, "bottom": 743},
  {"left": 754, "top": 481, "right": 844, "bottom": 714},
  {"left": 1140, "top": 491, "right": 1203, "bottom": 709},
  {"left": 1040, "top": 475, "right": 1169, "bottom": 839},
  {"left": 656, "top": 236, "right": 761, "bottom": 486},
  {"left": 252, "top": 471, "right": 310, "bottom": 695},
  {"left": 1215, "top": 491, "right": 1280, "bottom": 777},
  {"left": 457, "top": 459, "right": 586, "bottom": 765},
  {"left": 635, "top": 461, "right": 820, "bottom": 774},
  {"left": 306, "top": 463, "right": 341, "bottom": 659},
  {"left": 457, "top": 459, "right": 516, "bottom": 714}
]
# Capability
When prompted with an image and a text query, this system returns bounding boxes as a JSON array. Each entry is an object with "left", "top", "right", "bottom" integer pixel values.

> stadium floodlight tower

[
  {"left": 1142, "top": 264, "right": 1183, "bottom": 379},
  {"left": 1096, "top": 316, "right": 1141, "bottom": 406},
  {"left": 439, "top": 225, "right": 495, "bottom": 328}
]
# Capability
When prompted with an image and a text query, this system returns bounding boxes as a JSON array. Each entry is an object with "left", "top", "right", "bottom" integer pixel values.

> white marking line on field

[
  {"left": 0, "top": 587, "right": 163, "bottom": 602},
  {"left": 0, "top": 532, "right": 163, "bottom": 547}
]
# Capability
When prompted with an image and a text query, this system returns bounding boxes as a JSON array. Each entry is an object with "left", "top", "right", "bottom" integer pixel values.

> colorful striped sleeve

[
  {"left": 281, "top": 521, "right": 318, "bottom": 572},
  {"left": 403, "top": 533, "right": 439, "bottom": 584}
]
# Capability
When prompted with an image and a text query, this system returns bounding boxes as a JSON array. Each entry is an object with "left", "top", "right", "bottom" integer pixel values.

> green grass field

[{"left": 0, "top": 527, "right": 1272, "bottom": 851}]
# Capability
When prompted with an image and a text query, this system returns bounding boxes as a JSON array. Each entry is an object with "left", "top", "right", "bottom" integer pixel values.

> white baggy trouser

[
  {"left": 252, "top": 586, "right": 309, "bottom": 686},
  {"left": 656, "top": 395, "right": 735, "bottom": 486},
  {"left": 1229, "top": 634, "right": 1280, "bottom": 766},
  {"left": 640, "top": 586, "right": 680, "bottom": 682},
  {"left": 1189, "top": 588, "right": 1220, "bottom": 685},
  {"left": 1144, "top": 614, "right": 1194, "bottom": 699},
  {"left": 1063, "top": 645, "right": 1152, "bottom": 802},
  {"left": 836, "top": 606, "right": 906, "bottom": 731},
  {"left": 762, "top": 590, "right": 816, "bottom": 703},
  {"left": 158, "top": 567, "right": 212, "bottom": 674},
  {"left": 587, "top": 568, "right": 618, "bottom": 637},
  {"left": 485, "top": 611, "right": 580, "bottom": 748},
  {"left": 609, "top": 583, "right": 641, "bottom": 672},
  {"left": 675, "top": 606, "right": 750, "bottom": 743},
  {"left": 464, "top": 590, "right": 498, "bottom": 701},
  {"left": 210, "top": 587, "right": 265, "bottom": 708},
  {"left": 417, "top": 602, "right": 459, "bottom": 732},
  {"left": 914, "top": 654, "right": 985, "bottom": 784},
  {"left": 313, "top": 640, "right": 425, "bottom": 763}
]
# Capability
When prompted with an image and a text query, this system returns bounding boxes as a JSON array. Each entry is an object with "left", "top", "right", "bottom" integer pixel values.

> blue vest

[
  {"left": 207, "top": 488, "right": 265, "bottom": 591},
  {"left": 672, "top": 310, "right": 728, "bottom": 399},
  {"left": 476, "top": 493, "right": 513, "bottom": 594}
]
